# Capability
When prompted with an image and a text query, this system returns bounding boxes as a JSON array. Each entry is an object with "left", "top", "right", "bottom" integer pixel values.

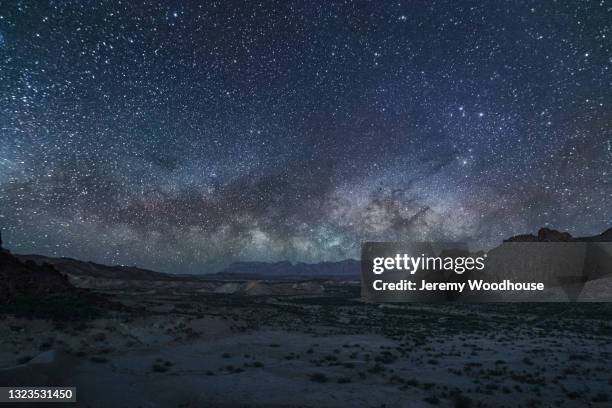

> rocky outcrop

[
  {"left": 17, "top": 255, "right": 174, "bottom": 281},
  {"left": 0, "top": 250, "right": 75, "bottom": 304},
  {"left": 505, "top": 227, "right": 611, "bottom": 243},
  {"left": 538, "top": 228, "right": 573, "bottom": 242},
  {"left": 574, "top": 227, "right": 612, "bottom": 242},
  {"left": 504, "top": 233, "right": 538, "bottom": 242}
]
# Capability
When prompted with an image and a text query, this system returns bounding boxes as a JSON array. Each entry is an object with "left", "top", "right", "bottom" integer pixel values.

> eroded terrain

[{"left": 1, "top": 283, "right": 612, "bottom": 407}]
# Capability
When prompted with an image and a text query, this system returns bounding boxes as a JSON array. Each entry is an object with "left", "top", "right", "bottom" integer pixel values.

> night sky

[{"left": 0, "top": 1, "right": 610, "bottom": 273}]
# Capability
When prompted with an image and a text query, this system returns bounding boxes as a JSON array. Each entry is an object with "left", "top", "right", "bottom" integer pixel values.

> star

[{"left": 0, "top": 1, "right": 608, "bottom": 273}]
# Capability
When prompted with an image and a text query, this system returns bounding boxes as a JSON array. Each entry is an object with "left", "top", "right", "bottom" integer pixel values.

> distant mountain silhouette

[
  {"left": 489, "top": 227, "right": 612, "bottom": 301},
  {"left": 0, "top": 245, "right": 75, "bottom": 304},
  {"left": 505, "top": 227, "right": 612, "bottom": 243},
  {"left": 18, "top": 254, "right": 177, "bottom": 281},
  {"left": 210, "top": 259, "right": 360, "bottom": 280},
  {"left": 217, "top": 228, "right": 612, "bottom": 280},
  {"left": 16, "top": 255, "right": 361, "bottom": 282},
  {"left": 575, "top": 227, "right": 612, "bottom": 242},
  {"left": 2, "top": 227, "right": 609, "bottom": 283}
]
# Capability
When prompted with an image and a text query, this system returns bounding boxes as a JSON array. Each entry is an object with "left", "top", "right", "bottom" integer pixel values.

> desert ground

[{"left": 1, "top": 278, "right": 612, "bottom": 408}]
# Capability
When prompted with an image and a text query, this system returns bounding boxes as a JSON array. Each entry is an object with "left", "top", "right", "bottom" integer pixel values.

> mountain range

[
  {"left": 209, "top": 259, "right": 360, "bottom": 280},
  {"left": 2, "top": 227, "right": 611, "bottom": 284}
]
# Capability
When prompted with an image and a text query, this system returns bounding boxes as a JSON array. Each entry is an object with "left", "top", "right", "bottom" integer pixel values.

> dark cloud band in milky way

[{"left": 0, "top": 1, "right": 610, "bottom": 273}]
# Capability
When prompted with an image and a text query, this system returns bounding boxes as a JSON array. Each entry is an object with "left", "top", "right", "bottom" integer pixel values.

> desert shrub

[
  {"left": 405, "top": 378, "right": 419, "bottom": 387},
  {"left": 16, "top": 355, "right": 32, "bottom": 365},
  {"left": 592, "top": 393, "right": 610, "bottom": 402},
  {"left": 2, "top": 294, "right": 98, "bottom": 321},
  {"left": 152, "top": 363, "right": 169, "bottom": 372},
  {"left": 454, "top": 394, "right": 472, "bottom": 408},
  {"left": 389, "top": 375, "right": 404, "bottom": 384},
  {"left": 375, "top": 351, "right": 397, "bottom": 364},
  {"left": 367, "top": 364, "right": 385, "bottom": 374},
  {"left": 89, "top": 356, "right": 109, "bottom": 363},
  {"left": 309, "top": 372, "right": 328, "bottom": 383}
]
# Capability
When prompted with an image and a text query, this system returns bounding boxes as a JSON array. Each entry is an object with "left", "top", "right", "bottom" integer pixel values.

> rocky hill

[
  {"left": 17, "top": 254, "right": 176, "bottom": 281},
  {"left": 0, "top": 247, "right": 75, "bottom": 305},
  {"left": 505, "top": 227, "right": 612, "bottom": 243},
  {"left": 4, "top": 227, "right": 610, "bottom": 285}
]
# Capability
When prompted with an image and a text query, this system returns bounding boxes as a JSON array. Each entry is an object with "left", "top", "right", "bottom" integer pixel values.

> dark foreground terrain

[{"left": 1, "top": 276, "right": 612, "bottom": 408}]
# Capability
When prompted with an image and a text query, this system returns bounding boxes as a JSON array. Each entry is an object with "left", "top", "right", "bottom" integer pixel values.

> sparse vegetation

[
  {"left": 593, "top": 393, "right": 610, "bottom": 403},
  {"left": 152, "top": 363, "right": 169, "bottom": 372},
  {"left": 2, "top": 294, "right": 98, "bottom": 321},
  {"left": 309, "top": 373, "right": 328, "bottom": 383},
  {"left": 1, "top": 277, "right": 612, "bottom": 408},
  {"left": 16, "top": 355, "right": 32, "bottom": 365}
]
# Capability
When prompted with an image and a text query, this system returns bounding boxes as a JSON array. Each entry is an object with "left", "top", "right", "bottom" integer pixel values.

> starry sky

[{"left": 0, "top": 1, "right": 610, "bottom": 273}]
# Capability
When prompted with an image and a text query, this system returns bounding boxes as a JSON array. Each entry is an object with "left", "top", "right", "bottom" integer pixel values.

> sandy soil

[{"left": 1, "top": 285, "right": 611, "bottom": 407}]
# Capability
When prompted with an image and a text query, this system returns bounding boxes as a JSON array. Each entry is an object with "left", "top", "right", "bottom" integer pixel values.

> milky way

[{"left": 0, "top": 1, "right": 610, "bottom": 273}]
